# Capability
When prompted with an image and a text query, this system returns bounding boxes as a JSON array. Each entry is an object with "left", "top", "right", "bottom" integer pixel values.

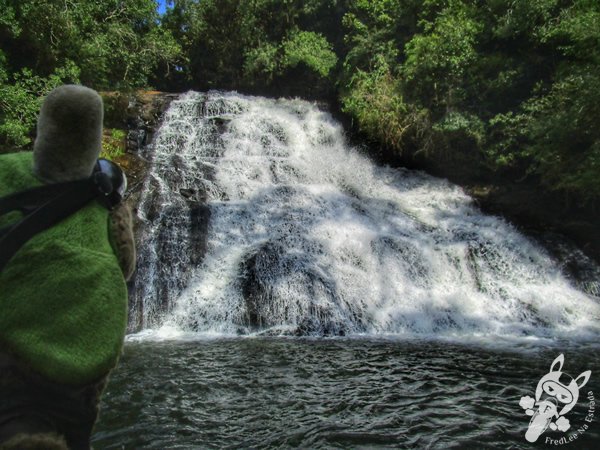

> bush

[
  {"left": 101, "top": 128, "right": 127, "bottom": 160},
  {"left": 0, "top": 61, "right": 80, "bottom": 151}
]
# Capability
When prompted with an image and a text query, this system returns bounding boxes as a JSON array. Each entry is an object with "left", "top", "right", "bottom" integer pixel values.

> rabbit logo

[{"left": 519, "top": 354, "right": 591, "bottom": 443}]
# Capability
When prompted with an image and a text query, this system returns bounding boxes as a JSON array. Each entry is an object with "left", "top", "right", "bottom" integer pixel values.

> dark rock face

[
  {"left": 533, "top": 232, "right": 600, "bottom": 298},
  {"left": 115, "top": 92, "right": 214, "bottom": 331},
  {"left": 125, "top": 92, "right": 179, "bottom": 154},
  {"left": 467, "top": 183, "right": 600, "bottom": 265},
  {"left": 121, "top": 92, "right": 176, "bottom": 200},
  {"left": 108, "top": 92, "right": 178, "bottom": 223},
  {"left": 238, "top": 240, "right": 356, "bottom": 336},
  {"left": 189, "top": 203, "right": 211, "bottom": 267},
  {"left": 132, "top": 199, "right": 211, "bottom": 323}
]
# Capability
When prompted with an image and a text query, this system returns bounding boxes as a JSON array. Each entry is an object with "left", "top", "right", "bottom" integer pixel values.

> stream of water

[{"left": 95, "top": 92, "right": 600, "bottom": 448}]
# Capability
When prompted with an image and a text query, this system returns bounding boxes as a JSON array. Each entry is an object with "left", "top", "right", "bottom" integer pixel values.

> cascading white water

[{"left": 133, "top": 91, "right": 600, "bottom": 339}]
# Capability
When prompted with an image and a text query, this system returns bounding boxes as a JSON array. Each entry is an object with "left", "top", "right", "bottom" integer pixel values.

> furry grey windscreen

[{"left": 33, "top": 85, "right": 103, "bottom": 183}]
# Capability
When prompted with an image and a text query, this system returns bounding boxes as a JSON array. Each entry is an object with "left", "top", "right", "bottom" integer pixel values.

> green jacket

[{"left": 0, "top": 152, "right": 128, "bottom": 385}]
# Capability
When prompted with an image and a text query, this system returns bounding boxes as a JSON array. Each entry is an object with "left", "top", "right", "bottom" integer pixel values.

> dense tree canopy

[
  {"left": 158, "top": 0, "right": 341, "bottom": 94},
  {"left": 338, "top": 0, "right": 600, "bottom": 203},
  {"left": 1, "top": 0, "right": 599, "bottom": 204},
  {"left": 0, "top": 0, "right": 181, "bottom": 148}
]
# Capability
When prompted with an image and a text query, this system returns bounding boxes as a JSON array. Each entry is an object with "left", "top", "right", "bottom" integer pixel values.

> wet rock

[
  {"left": 238, "top": 239, "right": 356, "bottom": 335},
  {"left": 125, "top": 92, "right": 178, "bottom": 154},
  {"left": 535, "top": 232, "right": 600, "bottom": 297},
  {"left": 180, "top": 188, "right": 195, "bottom": 199},
  {"left": 110, "top": 91, "right": 215, "bottom": 331},
  {"left": 295, "top": 317, "right": 346, "bottom": 337},
  {"left": 207, "top": 116, "right": 230, "bottom": 132},
  {"left": 468, "top": 183, "right": 600, "bottom": 264},
  {"left": 189, "top": 203, "right": 211, "bottom": 266}
]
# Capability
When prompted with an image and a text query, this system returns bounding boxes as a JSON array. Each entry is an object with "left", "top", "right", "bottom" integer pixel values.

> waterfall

[{"left": 131, "top": 91, "right": 600, "bottom": 339}]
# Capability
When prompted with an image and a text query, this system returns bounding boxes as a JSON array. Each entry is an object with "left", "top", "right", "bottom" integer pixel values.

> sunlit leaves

[
  {"left": 0, "top": 61, "right": 80, "bottom": 149},
  {"left": 0, "top": 0, "right": 181, "bottom": 149},
  {"left": 282, "top": 31, "right": 338, "bottom": 77},
  {"left": 342, "top": 59, "right": 431, "bottom": 153}
]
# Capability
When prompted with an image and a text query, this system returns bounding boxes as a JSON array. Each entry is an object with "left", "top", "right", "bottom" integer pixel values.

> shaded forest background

[{"left": 1, "top": 0, "right": 599, "bottom": 256}]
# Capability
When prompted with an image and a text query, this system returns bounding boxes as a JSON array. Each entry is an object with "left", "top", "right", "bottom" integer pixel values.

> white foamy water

[{"left": 131, "top": 91, "right": 600, "bottom": 341}]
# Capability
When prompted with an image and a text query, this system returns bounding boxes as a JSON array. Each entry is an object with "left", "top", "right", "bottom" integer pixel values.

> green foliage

[
  {"left": 339, "top": 0, "right": 600, "bottom": 202},
  {"left": 537, "top": 0, "right": 600, "bottom": 61},
  {"left": 342, "top": 0, "right": 409, "bottom": 72},
  {"left": 490, "top": 0, "right": 560, "bottom": 40},
  {"left": 488, "top": 64, "right": 600, "bottom": 202},
  {"left": 162, "top": 0, "right": 339, "bottom": 91},
  {"left": 523, "top": 67, "right": 600, "bottom": 199},
  {"left": 243, "top": 30, "right": 337, "bottom": 83},
  {"left": 243, "top": 44, "right": 280, "bottom": 83},
  {"left": 281, "top": 30, "right": 338, "bottom": 77},
  {"left": 479, "top": 0, "right": 600, "bottom": 202},
  {"left": 0, "top": 0, "right": 181, "bottom": 150},
  {"left": 1, "top": 0, "right": 599, "bottom": 204},
  {"left": 101, "top": 128, "right": 127, "bottom": 160},
  {"left": 432, "top": 112, "right": 485, "bottom": 145},
  {"left": 0, "top": 61, "right": 80, "bottom": 150},
  {"left": 0, "top": 1, "right": 19, "bottom": 36},
  {"left": 341, "top": 59, "right": 430, "bottom": 153},
  {"left": 0, "top": 0, "right": 181, "bottom": 90},
  {"left": 402, "top": 1, "right": 482, "bottom": 111},
  {"left": 486, "top": 111, "right": 528, "bottom": 168}
]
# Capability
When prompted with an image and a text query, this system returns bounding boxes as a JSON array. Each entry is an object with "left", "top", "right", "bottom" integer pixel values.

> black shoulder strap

[
  {"left": 0, "top": 179, "right": 101, "bottom": 273},
  {"left": 0, "top": 180, "right": 85, "bottom": 216},
  {"left": 0, "top": 159, "right": 126, "bottom": 273}
]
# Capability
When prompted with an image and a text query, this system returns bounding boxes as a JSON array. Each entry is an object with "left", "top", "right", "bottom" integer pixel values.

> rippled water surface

[{"left": 93, "top": 338, "right": 600, "bottom": 449}]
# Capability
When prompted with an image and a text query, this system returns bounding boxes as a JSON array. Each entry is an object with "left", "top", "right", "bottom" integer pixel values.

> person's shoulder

[
  {"left": 0, "top": 150, "right": 33, "bottom": 163},
  {"left": 0, "top": 151, "right": 36, "bottom": 192}
]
